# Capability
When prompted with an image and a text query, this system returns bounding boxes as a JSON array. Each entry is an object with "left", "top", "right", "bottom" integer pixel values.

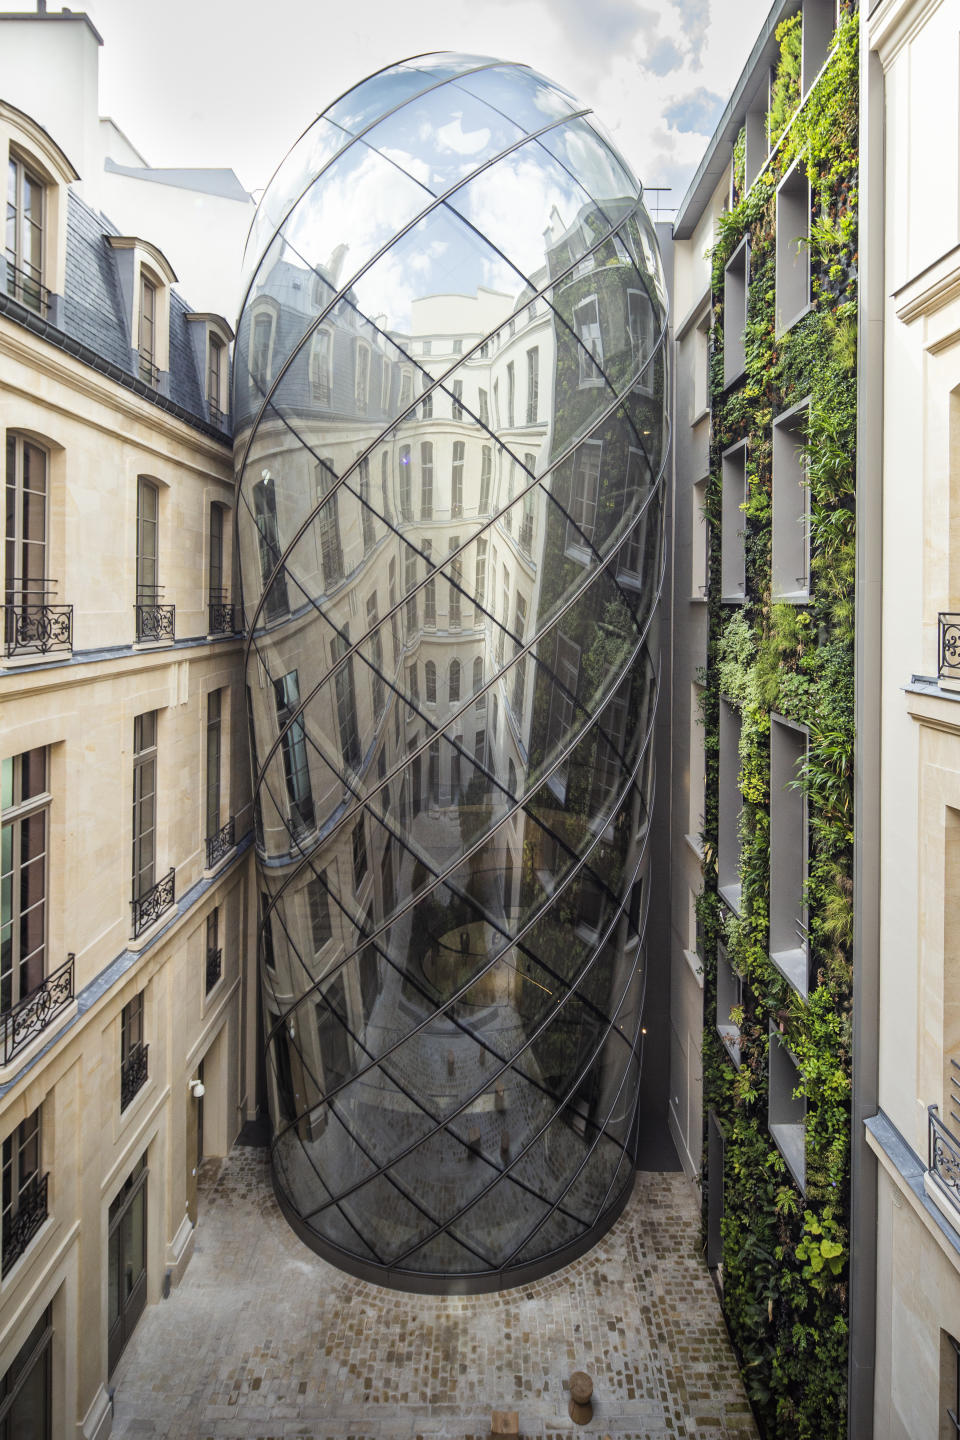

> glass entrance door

[{"left": 107, "top": 1155, "right": 147, "bottom": 1374}]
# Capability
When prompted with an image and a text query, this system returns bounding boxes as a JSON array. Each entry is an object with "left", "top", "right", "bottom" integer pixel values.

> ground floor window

[
  {"left": 0, "top": 1303, "right": 52, "bottom": 1439},
  {"left": 108, "top": 1154, "right": 147, "bottom": 1374}
]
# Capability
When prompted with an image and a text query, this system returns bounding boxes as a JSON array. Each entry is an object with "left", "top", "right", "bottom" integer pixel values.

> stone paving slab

[{"left": 109, "top": 1148, "right": 757, "bottom": 1440}]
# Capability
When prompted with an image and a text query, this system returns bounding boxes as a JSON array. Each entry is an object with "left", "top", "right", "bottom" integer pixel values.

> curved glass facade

[{"left": 234, "top": 54, "right": 669, "bottom": 1292}]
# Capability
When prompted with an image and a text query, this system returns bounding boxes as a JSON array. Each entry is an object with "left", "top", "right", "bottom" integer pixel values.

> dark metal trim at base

[{"left": 269, "top": 1158, "right": 636, "bottom": 1295}]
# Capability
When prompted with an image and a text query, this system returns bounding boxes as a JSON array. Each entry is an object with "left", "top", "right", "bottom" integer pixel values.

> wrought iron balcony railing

[
  {"left": 941, "top": 614, "right": 960, "bottom": 681},
  {"left": 206, "top": 947, "right": 223, "bottom": 993},
  {"left": 209, "top": 398, "right": 228, "bottom": 428},
  {"left": 205, "top": 816, "right": 235, "bottom": 869},
  {"left": 5, "top": 261, "right": 50, "bottom": 317},
  {"left": 3, "top": 582, "right": 73, "bottom": 657},
  {"left": 131, "top": 867, "right": 175, "bottom": 939},
  {"left": 928, "top": 1103, "right": 960, "bottom": 1221},
  {"left": 135, "top": 589, "right": 175, "bottom": 643},
  {"left": 120, "top": 1042, "right": 149, "bottom": 1111},
  {"left": 138, "top": 351, "right": 159, "bottom": 387},
  {"left": 2, "top": 953, "right": 75, "bottom": 1065},
  {"left": 207, "top": 590, "right": 236, "bottom": 635},
  {"left": 1, "top": 1172, "right": 49, "bottom": 1276}
]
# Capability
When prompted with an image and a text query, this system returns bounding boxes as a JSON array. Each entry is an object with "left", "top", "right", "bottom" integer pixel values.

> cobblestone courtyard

[{"left": 109, "top": 1146, "right": 757, "bottom": 1440}]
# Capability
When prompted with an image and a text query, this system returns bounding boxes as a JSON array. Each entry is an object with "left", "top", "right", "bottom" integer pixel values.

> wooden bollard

[
  {"left": 490, "top": 1410, "right": 519, "bottom": 1437},
  {"left": 568, "top": 1370, "right": 593, "bottom": 1425}
]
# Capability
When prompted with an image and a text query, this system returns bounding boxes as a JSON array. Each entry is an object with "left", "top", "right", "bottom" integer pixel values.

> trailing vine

[{"left": 698, "top": 8, "right": 858, "bottom": 1437}]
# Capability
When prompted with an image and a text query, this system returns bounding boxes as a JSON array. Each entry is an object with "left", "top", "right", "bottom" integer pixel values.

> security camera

[{"left": 189, "top": 1079, "right": 205, "bottom": 1099}]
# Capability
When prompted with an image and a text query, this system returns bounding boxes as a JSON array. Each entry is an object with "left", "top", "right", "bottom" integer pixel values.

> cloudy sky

[{"left": 77, "top": 0, "right": 772, "bottom": 215}]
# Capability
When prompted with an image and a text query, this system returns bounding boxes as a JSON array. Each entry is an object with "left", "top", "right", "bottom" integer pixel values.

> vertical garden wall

[{"left": 699, "top": 7, "right": 858, "bottom": 1435}]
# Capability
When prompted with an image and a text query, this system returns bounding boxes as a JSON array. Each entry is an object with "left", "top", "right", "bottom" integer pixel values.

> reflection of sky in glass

[
  {"left": 452, "top": 65, "right": 579, "bottom": 135},
  {"left": 363, "top": 84, "right": 525, "bottom": 196},
  {"left": 535, "top": 117, "right": 638, "bottom": 212},
  {"left": 243, "top": 117, "right": 352, "bottom": 287}
]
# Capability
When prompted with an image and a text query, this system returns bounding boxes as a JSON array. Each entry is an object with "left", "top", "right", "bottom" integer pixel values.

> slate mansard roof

[{"left": 0, "top": 187, "right": 231, "bottom": 444}]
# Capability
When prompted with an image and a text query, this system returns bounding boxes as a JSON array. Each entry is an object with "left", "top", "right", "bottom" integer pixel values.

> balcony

[
  {"left": 205, "top": 947, "right": 223, "bottom": 993},
  {"left": 5, "top": 260, "right": 50, "bottom": 318},
  {"left": 205, "top": 816, "right": 235, "bottom": 869},
  {"left": 207, "top": 590, "right": 236, "bottom": 636},
  {"left": 2, "top": 954, "right": 75, "bottom": 1066},
  {"left": 928, "top": 1103, "right": 960, "bottom": 1223},
  {"left": 1, "top": 1172, "right": 49, "bottom": 1276},
  {"left": 138, "top": 351, "right": 159, "bottom": 387},
  {"left": 120, "top": 1042, "right": 149, "bottom": 1111},
  {"left": 940, "top": 613, "right": 960, "bottom": 682},
  {"left": 3, "top": 583, "right": 73, "bottom": 658},
  {"left": 135, "top": 588, "right": 175, "bottom": 643},
  {"left": 131, "top": 867, "right": 175, "bottom": 939}
]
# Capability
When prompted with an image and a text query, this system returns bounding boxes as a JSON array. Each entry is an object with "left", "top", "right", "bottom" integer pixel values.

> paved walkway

[{"left": 110, "top": 1147, "right": 757, "bottom": 1440}]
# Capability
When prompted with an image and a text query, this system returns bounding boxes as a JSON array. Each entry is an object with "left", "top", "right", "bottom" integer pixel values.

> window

[
  {"left": 208, "top": 334, "right": 226, "bottom": 421},
  {"left": 421, "top": 339, "right": 432, "bottom": 357},
  {"left": 381, "top": 358, "right": 391, "bottom": 411},
  {"left": 506, "top": 361, "right": 515, "bottom": 427},
  {"left": 205, "top": 908, "right": 221, "bottom": 993},
  {"left": 448, "top": 537, "right": 462, "bottom": 629},
  {"left": 768, "top": 1027, "right": 806, "bottom": 1192},
  {"left": 526, "top": 347, "right": 539, "bottom": 423},
  {"left": 449, "top": 659, "right": 461, "bottom": 703},
  {"left": 380, "top": 452, "right": 393, "bottom": 526},
  {"left": 716, "top": 942, "right": 742, "bottom": 1067},
  {"left": 1, "top": 1107, "right": 45, "bottom": 1277},
  {"left": 567, "top": 441, "right": 602, "bottom": 557},
  {"left": 205, "top": 689, "right": 222, "bottom": 842},
  {"left": 399, "top": 444, "right": 413, "bottom": 521},
  {"left": 253, "top": 472, "right": 288, "bottom": 620},
  {"left": 478, "top": 389, "right": 489, "bottom": 427},
  {"left": 722, "top": 238, "right": 749, "bottom": 386},
  {"left": 120, "top": 991, "right": 148, "bottom": 1111},
  {"left": 138, "top": 271, "right": 157, "bottom": 384},
  {"left": 428, "top": 738, "right": 440, "bottom": 804},
  {"left": 309, "top": 328, "right": 332, "bottom": 403},
  {"left": 497, "top": 565, "right": 509, "bottom": 666},
  {"left": 422, "top": 539, "right": 436, "bottom": 626},
  {"left": 352, "top": 819, "right": 368, "bottom": 890},
  {"left": 274, "top": 671, "right": 316, "bottom": 829},
  {"left": 425, "top": 660, "right": 437, "bottom": 704},
  {"left": 492, "top": 692, "right": 499, "bottom": 740},
  {"left": 404, "top": 548, "right": 418, "bottom": 636},
  {"left": 407, "top": 661, "right": 419, "bottom": 709},
  {"left": 208, "top": 502, "right": 226, "bottom": 609},
  {"left": 511, "top": 593, "right": 527, "bottom": 722},
  {"left": 627, "top": 288, "right": 656, "bottom": 388},
  {"left": 5, "top": 154, "right": 45, "bottom": 313},
  {"left": 940, "top": 1331, "right": 960, "bottom": 1437},
  {"left": 772, "top": 401, "right": 811, "bottom": 600},
  {"left": 399, "top": 368, "right": 413, "bottom": 408},
  {"left": 317, "top": 482, "right": 344, "bottom": 588},
  {"left": 250, "top": 311, "right": 273, "bottom": 392},
  {"left": 452, "top": 379, "right": 463, "bottom": 422},
  {"left": 420, "top": 441, "right": 434, "bottom": 519},
  {"left": 388, "top": 557, "right": 400, "bottom": 668},
  {"left": 769, "top": 717, "right": 809, "bottom": 995},
  {"left": 547, "top": 632, "right": 580, "bottom": 798},
  {"left": 493, "top": 379, "right": 500, "bottom": 427},
  {"left": 451, "top": 441, "right": 464, "bottom": 517},
  {"left": 503, "top": 460, "right": 514, "bottom": 534},
  {"left": 420, "top": 378, "right": 433, "bottom": 421},
  {"left": 0, "top": 1302, "right": 52, "bottom": 1434},
  {"left": 721, "top": 443, "right": 748, "bottom": 601},
  {"left": 574, "top": 295, "right": 603, "bottom": 384},
  {"left": 776, "top": 161, "right": 811, "bottom": 335},
  {"left": 474, "top": 536, "right": 488, "bottom": 607},
  {"left": 365, "top": 593, "right": 385, "bottom": 723},
  {"left": 136, "top": 477, "right": 159, "bottom": 604},
  {"left": 4, "top": 434, "right": 48, "bottom": 633},
  {"left": 479, "top": 446, "right": 492, "bottom": 513},
  {"left": 358, "top": 455, "right": 375, "bottom": 554},
  {"left": 691, "top": 478, "right": 709, "bottom": 599},
  {"left": 1, "top": 747, "right": 48, "bottom": 1014},
  {"left": 330, "top": 633, "right": 361, "bottom": 773},
  {"left": 132, "top": 714, "right": 157, "bottom": 902},
  {"left": 520, "top": 455, "right": 535, "bottom": 554},
  {"left": 355, "top": 341, "right": 370, "bottom": 411},
  {"left": 473, "top": 656, "right": 485, "bottom": 708},
  {"left": 474, "top": 729, "right": 486, "bottom": 763},
  {"left": 718, "top": 699, "right": 742, "bottom": 913}
]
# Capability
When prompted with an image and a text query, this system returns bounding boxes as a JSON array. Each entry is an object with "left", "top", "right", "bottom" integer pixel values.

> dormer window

[
  {"left": 138, "top": 271, "right": 157, "bottom": 384},
  {"left": 6, "top": 154, "right": 44, "bottom": 314},
  {"left": 208, "top": 335, "right": 224, "bottom": 422},
  {"left": 185, "top": 313, "right": 233, "bottom": 427}
]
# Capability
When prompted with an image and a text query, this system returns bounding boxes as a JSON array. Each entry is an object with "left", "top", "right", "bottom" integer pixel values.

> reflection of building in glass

[{"left": 235, "top": 54, "right": 669, "bottom": 1290}]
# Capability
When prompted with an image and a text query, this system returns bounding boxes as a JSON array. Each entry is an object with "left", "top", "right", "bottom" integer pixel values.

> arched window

[
  {"left": 449, "top": 659, "right": 461, "bottom": 703},
  {"left": 473, "top": 655, "right": 485, "bottom": 710},
  {"left": 425, "top": 660, "right": 437, "bottom": 704}
]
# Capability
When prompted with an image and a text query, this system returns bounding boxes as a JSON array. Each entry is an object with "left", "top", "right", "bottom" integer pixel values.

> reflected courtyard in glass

[{"left": 234, "top": 53, "right": 669, "bottom": 1291}]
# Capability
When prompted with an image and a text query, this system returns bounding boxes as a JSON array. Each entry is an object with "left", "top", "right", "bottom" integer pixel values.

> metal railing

[
  {"left": 929, "top": 1103, "right": 960, "bottom": 1219},
  {"left": 205, "top": 816, "right": 235, "bottom": 869},
  {"left": 120, "top": 1042, "right": 149, "bottom": 1111},
  {"left": 209, "top": 398, "right": 228, "bottom": 427},
  {"left": 207, "top": 590, "right": 236, "bottom": 635},
  {"left": 131, "top": 867, "right": 175, "bottom": 939},
  {"left": 2, "top": 954, "right": 75, "bottom": 1065},
  {"left": 3, "top": 582, "right": 73, "bottom": 657},
  {"left": 138, "top": 351, "right": 159, "bottom": 387},
  {"left": 135, "top": 588, "right": 175, "bottom": 643},
  {"left": 1, "top": 1171, "right": 49, "bottom": 1275},
  {"left": 941, "top": 614, "right": 960, "bottom": 681},
  {"left": 205, "top": 947, "right": 222, "bottom": 993},
  {"left": 5, "top": 261, "right": 50, "bottom": 317}
]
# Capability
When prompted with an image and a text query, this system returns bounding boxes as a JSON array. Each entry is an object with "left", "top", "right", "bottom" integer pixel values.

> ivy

[{"left": 699, "top": 8, "right": 858, "bottom": 1438}]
